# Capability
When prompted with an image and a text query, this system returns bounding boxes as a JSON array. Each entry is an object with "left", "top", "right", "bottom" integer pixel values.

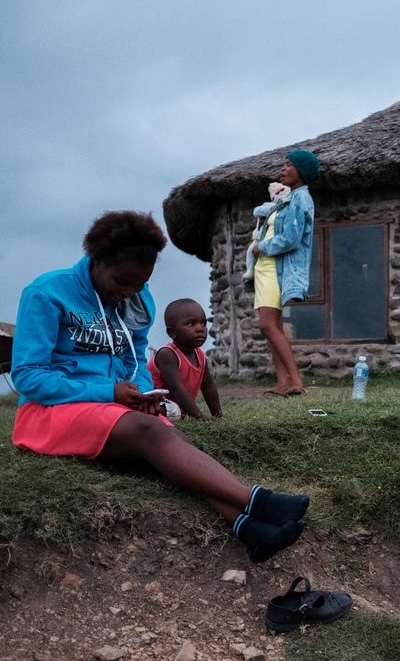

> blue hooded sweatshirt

[{"left": 11, "top": 256, "right": 155, "bottom": 406}]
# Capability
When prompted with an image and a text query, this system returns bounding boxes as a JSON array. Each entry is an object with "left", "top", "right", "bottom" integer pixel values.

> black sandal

[{"left": 266, "top": 576, "right": 353, "bottom": 632}]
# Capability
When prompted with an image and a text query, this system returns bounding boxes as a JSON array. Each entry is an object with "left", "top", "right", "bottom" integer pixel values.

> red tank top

[{"left": 147, "top": 342, "right": 206, "bottom": 400}]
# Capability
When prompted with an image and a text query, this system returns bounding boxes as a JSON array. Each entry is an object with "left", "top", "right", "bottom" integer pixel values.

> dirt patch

[
  {"left": 1, "top": 515, "right": 400, "bottom": 661},
  {"left": 1, "top": 382, "right": 399, "bottom": 659}
]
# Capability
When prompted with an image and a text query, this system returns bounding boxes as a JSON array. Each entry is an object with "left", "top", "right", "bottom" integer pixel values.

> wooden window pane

[
  {"left": 308, "top": 231, "right": 322, "bottom": 299},
  {"left": 330, "top": 225, "right": 386, "bottom": 340},
  {"left": 283, "top": 304, "right": 325, "bottom": 340}
]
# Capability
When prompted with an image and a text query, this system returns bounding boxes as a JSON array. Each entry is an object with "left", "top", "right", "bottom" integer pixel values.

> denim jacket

[{"left": 257, "top": 186, "right": 315, "bottom": 306}]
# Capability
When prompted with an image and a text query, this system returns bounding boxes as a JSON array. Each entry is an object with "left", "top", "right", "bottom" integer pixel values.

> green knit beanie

[{"left": 286, "top": 150, "right": 321, "bottom": 185}]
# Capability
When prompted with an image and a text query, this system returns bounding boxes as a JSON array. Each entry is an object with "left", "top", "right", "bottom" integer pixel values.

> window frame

[{"left": 287, "top": 219, "right": 390, "bottom": 344}]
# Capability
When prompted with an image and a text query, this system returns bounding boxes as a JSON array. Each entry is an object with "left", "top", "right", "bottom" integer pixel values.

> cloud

[{"left": 1, "top": 0, "right": 400, "bottom": 378}]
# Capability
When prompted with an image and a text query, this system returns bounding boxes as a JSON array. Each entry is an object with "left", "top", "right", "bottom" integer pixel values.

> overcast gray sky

[{"left": 1, "top": 0, "right": 400, "bottom": 390}]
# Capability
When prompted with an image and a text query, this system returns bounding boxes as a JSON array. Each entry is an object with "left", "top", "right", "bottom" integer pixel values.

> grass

[
  {"left": 1, "top": 376, "right": 400, "bottom": 546},
  {"left": 285, "top": 610, "right": 400, "bottom": 661},
  {"left": 182, "top": 377, "right": 400, "bottom": 539},
  {"left": 1, "top": 375, "right": 400, "bottom": 659}
]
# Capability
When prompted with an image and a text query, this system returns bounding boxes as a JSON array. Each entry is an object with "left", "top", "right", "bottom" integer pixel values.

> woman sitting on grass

[{"left": 11, "top": 210, "right": 309, "bottom": 564}]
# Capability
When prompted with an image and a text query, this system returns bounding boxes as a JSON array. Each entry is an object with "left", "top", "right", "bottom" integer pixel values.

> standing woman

[
  {"left": 12, "top": 210, "right": 309, "bottom": 564},
  {"left": 252, "top": 150, "right": 321, "bottom": 396}
]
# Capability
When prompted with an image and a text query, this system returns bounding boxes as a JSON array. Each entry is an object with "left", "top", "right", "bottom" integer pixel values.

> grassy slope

[
  {"left": 1, "top": 376, "right": 400, "bottom": 660},
  {"left": 1, "top": 378, "right": 400, "bottom": 545}
]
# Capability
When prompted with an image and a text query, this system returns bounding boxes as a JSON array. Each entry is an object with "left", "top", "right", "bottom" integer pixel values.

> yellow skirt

[{"left": 254, "top": 255, "right": 282, "bottom": 310}]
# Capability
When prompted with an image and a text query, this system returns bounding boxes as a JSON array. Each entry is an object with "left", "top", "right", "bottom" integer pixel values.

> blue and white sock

[{"left": 233, "top": 513, "right": 304, "bottom": 564}]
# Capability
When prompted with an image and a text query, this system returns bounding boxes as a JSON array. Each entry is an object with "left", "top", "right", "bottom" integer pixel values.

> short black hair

[
  {"left": 83, "top": 210, "right": 167, "bottom": 265},
  {"left": 164, "top": 298, "right": 204, "bottom": 327}
]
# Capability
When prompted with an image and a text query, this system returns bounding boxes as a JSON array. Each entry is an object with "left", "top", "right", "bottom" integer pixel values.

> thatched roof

[
  {"left": 0, "top": 322, "right": 14, "bottom": 370},
  {"left": 0, "top": 322, "right": 15, "bottom": 338},
  {"left": 163, "top": 102, "right": 400, "bottom": 261}
]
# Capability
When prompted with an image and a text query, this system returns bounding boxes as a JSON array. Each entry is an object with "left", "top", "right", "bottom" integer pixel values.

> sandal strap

[{"left": 284, "top": 576, "right": 311, "bottom": 597}]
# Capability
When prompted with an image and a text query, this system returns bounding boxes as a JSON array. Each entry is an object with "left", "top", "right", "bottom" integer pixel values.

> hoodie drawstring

[{"left": 94, "top": 291, "right": 138, "bottom": 382}]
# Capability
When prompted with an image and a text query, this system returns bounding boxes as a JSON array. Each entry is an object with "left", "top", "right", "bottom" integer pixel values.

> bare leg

[
  {"left": 98, "top": 412, "right": 307, "bottom": 563},
  {"left": 98, "top": 411, "right": 251, "bottom": 523},
  {"left": 259, "top": 306, "right": 303, "bottom": 392},
  {"left": 267, "top": 311, "right": 290, "bottom": 393}
]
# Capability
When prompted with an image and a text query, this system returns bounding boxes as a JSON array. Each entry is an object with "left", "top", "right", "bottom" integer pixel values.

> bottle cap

[{"left": 359, "top": 356, "right": 366, "bottom": 361}]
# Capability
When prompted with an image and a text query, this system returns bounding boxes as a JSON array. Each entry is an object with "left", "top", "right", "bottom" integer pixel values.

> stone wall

[
  {"left": 207, "top": 191, "right": 400, "bottom": 378},
  {"left": 0, "top": 322, "right": 14, "bottom": 373}
]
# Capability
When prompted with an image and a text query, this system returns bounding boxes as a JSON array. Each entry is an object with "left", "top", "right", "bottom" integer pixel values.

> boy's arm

[
  {"left": 200, "top": 363, "right": 223, "bottom": 418},
  {"left": 155, "top": 347, "right": 205, "bottom": 419}
]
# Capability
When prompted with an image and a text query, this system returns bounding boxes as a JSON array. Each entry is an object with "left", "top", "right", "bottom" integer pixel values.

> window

[{"left": 283, "top": 223, "right": 388, "bottom": 342}]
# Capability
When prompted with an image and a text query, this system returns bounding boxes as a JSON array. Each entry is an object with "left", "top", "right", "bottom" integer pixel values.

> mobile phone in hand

[{"left": 143, "top": 389, "right": 169, "bottom": 395}]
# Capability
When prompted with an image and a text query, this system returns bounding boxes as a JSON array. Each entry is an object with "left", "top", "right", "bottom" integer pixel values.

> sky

[{"left": 1, "top": 0, "right": 400, "bottom": 392}]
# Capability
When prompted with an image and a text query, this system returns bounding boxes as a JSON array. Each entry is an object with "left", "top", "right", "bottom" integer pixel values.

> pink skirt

[{"left": 12, "top": 402, "right": 172, "bottom": 460}]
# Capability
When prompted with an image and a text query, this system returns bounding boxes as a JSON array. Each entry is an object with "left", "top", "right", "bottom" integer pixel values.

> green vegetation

[
  {"left": 1, "top": 377, "right": 400, "bottom": 547},
  {"left": 183, "top": 377, "right": 400, "bottom": 541},
  {"left": 285, "top": 611, "right": 400, "bottom": 661},
  {"left": 1, "top": 376, "right": 400, "bottom": 658}
]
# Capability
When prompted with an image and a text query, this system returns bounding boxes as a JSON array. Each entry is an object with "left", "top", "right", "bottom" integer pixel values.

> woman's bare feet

[
  {"left": 285, "top": 387, "right": 307, "bottom": 396},
  {"left": 264, "top": 384, "right": 306, "bottom": 397},
  {"left": 264, "top": 387, "right": 289, "bottom": 397}
]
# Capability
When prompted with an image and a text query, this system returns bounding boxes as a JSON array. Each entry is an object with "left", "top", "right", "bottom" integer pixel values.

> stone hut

[
  {"left": 0, "top": 322, "right": 15, "bottom": 375},
  {"left": 163, "top": 102, "right": 400, "bottom": 378}
]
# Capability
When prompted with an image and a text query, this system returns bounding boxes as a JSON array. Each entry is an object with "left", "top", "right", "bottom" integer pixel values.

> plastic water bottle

[{"left": 351, "top": 356, "right": 369, "bottom": 402}]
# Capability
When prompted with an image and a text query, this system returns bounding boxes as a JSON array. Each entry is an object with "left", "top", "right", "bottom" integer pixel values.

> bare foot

[
  {"left": 264, "top": 387, "right": 289, "bottom": 397},
  {"left": 285, "top": 388, "right": 307, "bottom": 396}
]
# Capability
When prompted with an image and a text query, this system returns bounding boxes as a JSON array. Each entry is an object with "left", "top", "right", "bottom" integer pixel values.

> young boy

[{"left": 148, "top": 298, "right": 222, "bottom": 420}]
